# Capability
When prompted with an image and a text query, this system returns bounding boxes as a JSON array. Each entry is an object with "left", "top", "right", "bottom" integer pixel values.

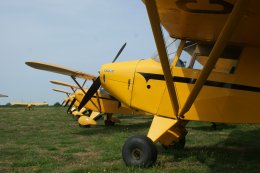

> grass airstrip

[{"left": 0, "top": 106, "right": 260, "bottom": 173}]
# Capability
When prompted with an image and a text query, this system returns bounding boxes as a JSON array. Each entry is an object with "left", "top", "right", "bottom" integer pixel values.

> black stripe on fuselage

[
  {"left": 138, "top": 72, "right": 260, "bottom": 92},
  {"left": 91, "top": 96, "right": 118, "bottom": 101}
]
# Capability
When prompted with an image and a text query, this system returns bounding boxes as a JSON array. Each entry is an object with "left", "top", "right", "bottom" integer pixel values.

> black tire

[
  {"left": 122, "top": 135, "right": 157, "bottom": 167},
  {"left": 162, "top": 137, "right": 186, "bottom": 150}
]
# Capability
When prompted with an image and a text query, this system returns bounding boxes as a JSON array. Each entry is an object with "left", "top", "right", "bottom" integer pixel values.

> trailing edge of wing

[{"left": 25, "top": 61, "right": 97, "bottom": 80}]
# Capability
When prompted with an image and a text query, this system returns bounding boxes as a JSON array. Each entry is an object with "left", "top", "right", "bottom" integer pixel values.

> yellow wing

[
  {"left": 10, "top": 101, "right": 29, "bottom": 106},
  {"left": 145, "top": 0, "right": 260, "bottom": 46},
  {"left": 31, "top": 102, "right": 48, "bottom": 106},
  {"left": 25, "top": 62, "right": 97, "bottom": 80},
  {"left": 52, "top": 88, "right": 72, "bottom": 95},
  {"left": 50, "top": 80, "right": 79, "bottom": 89}
]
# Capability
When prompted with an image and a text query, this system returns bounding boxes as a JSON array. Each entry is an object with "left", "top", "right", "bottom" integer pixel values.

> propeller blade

[
  {"left": 64, "top": 99, "right": 70, "bottom": 107},
  {"left": 78, "top": 43, "right": 126, "bottom": 110},
  {"left": 78, "top": 76, "right": 101, "bottom": 110},
  {"left": 112, "top": 42, "right": 127, "bottom": 63},
  {"left": 67, "top": 98, "right": 76, "bottom": 114}
]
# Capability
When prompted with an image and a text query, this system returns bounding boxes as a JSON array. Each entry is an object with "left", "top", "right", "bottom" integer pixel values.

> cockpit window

[
  {"left": 152, "top": 38, "right": 181, "bottom": 65},
  {"left": 99, "top": 87, "right": 109, "bottom": 95},
  {"left": 177, "top": 41, "right": 243, "bottom": 74}
]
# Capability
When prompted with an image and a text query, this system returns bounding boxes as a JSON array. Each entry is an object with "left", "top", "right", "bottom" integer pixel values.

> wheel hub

[{"left": 131, "top": 148, "right": 142, "bottom": 160}]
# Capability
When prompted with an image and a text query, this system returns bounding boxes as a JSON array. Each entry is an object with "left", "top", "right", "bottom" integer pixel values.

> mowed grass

[{"left": 0, "top": 107, "right": 260, "bottom": 173}]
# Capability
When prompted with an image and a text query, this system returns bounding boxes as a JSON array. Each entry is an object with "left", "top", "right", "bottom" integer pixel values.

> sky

[{"left": 0, "top": 0, "right": 160, "bottom": 105}]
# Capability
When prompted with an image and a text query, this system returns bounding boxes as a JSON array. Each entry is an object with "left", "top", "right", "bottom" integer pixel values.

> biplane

[
  {"left": 68, "top": 0, "right": 259, "bottom": 167},
  {"left": 10, "top": 101, "right": 48, "bottom": 110},
  {"left": 26, "top": 62, "right": 148, "bottom": 127}
]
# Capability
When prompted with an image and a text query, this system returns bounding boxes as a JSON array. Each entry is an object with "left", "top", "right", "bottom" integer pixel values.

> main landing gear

[
  {"left": 122, "top": 116, "right": 188, "bottom": 167},
  {"left": 122, "top": 135, "right": 157, "bottom": 167}
]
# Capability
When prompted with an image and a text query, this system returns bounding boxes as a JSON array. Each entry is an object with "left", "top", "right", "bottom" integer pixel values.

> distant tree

[
  {"left": 5, "top": 102, "right": 11, "bottom": 106},
  {"left": 53, "top": 102, "right": 61, "bottom": 107}
]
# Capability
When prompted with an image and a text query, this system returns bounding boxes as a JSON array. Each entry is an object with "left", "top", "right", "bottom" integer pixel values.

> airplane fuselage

[{"left": 100, "top": 41, "right": 260, "bottom": 124}]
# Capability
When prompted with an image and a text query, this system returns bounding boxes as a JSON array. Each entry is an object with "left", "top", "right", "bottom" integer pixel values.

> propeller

[
  {"left": 78, "top": 42, "right": 126, "bottom": 110},
  {"left": 67, "top": 98, "right": 76, "bottom": 114},
  {"left": 63, "top": 98, "right": 70, "bottom": 107}
]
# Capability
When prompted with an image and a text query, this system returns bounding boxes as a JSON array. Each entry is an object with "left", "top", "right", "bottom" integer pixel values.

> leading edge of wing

[{"left": 25, "top": 61, "right": 97, "bottom": 80}]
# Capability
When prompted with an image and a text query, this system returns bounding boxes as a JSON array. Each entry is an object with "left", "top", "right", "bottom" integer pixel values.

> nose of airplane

[
  {"left": 100, "top": 60, "right": 141, "bottom": 106},
  {"left": 74, "top": 89, "right": 85, "bottom": 102}
]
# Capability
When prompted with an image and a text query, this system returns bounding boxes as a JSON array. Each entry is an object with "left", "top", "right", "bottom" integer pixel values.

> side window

[
  {"left": 177, "top": 42, "right": 243, "bottom": 74},
  {"left": 176, "top": 41, "right": 198, "bottom": 68}
]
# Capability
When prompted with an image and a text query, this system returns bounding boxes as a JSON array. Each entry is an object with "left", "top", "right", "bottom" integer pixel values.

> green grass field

[{"left": 1, "top": 107, "right": 260, "bottom": 173}]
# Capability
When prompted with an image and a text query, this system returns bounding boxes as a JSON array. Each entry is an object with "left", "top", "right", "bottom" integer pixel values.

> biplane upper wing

[
  {"left": 0, "top": 94, "right": 8, "bottom": 97},
  {"left": 50, "top": 80, "right": 80, "bottom": 89},
  {"left": 148, "top": 0, "right": 260, "bottom": 45},
  {"left": 25, "top": 62, "right": 97, "bottom": 80}
]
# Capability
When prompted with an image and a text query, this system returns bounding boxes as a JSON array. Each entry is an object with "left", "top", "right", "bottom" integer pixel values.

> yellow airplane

[
  {"left": 50, "top": 80, "right": 83, "bottom": 113},
  {"left": 25, "top": 0, "right": 260, "bottom": 167},
  {"left": 51, "top": 80, "right": 134, "bottom": 126},
  {"left": 26, "top": 62, "right": 148, "bottom": 127},
  {"left": 52, "top": 88, "right": 74, "bottom": 106},
  {"left": 10, "top": 101, "right": 48, "bottom": 110},
  {"left": 68, "top": 0, "right": 259, "bottom": 167}
]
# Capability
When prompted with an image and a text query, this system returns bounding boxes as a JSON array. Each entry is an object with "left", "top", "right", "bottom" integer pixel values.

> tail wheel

[
  {"left": 122, "top": 135, "right": 157, "bottom": 167},
  {"left": 162, "top": 137, "right": 186, "bottom": 150}
]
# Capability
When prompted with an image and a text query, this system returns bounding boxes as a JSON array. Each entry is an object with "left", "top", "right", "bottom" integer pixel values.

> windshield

[{"left": 152, "top": 38, "right": 181, "bottom": 65}]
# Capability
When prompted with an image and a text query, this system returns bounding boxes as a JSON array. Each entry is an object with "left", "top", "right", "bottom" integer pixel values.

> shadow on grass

[
  {"left": 161, "top": 128, "right": 260, "bottom": 173},
  {"left": 189, "top": 123, "right": 237, "bottom": 132},
  {"left": 74, "top": 121, "right": 152, "bottom": 136}
]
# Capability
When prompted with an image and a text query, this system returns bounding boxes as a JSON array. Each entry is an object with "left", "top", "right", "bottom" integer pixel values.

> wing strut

[
  {"left": 179, "top": 0, "right": 249, "bottom": 117},
  {"left": 71, "top": 76, "right": 86, "bottom": 94},
  {"left": 145, "top": 0, "right": 179, "bottom": 118}
]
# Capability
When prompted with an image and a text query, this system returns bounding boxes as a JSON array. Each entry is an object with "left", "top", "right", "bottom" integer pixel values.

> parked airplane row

[{"left": 24, "top": 0, "right": 260, "bottom": 168}]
